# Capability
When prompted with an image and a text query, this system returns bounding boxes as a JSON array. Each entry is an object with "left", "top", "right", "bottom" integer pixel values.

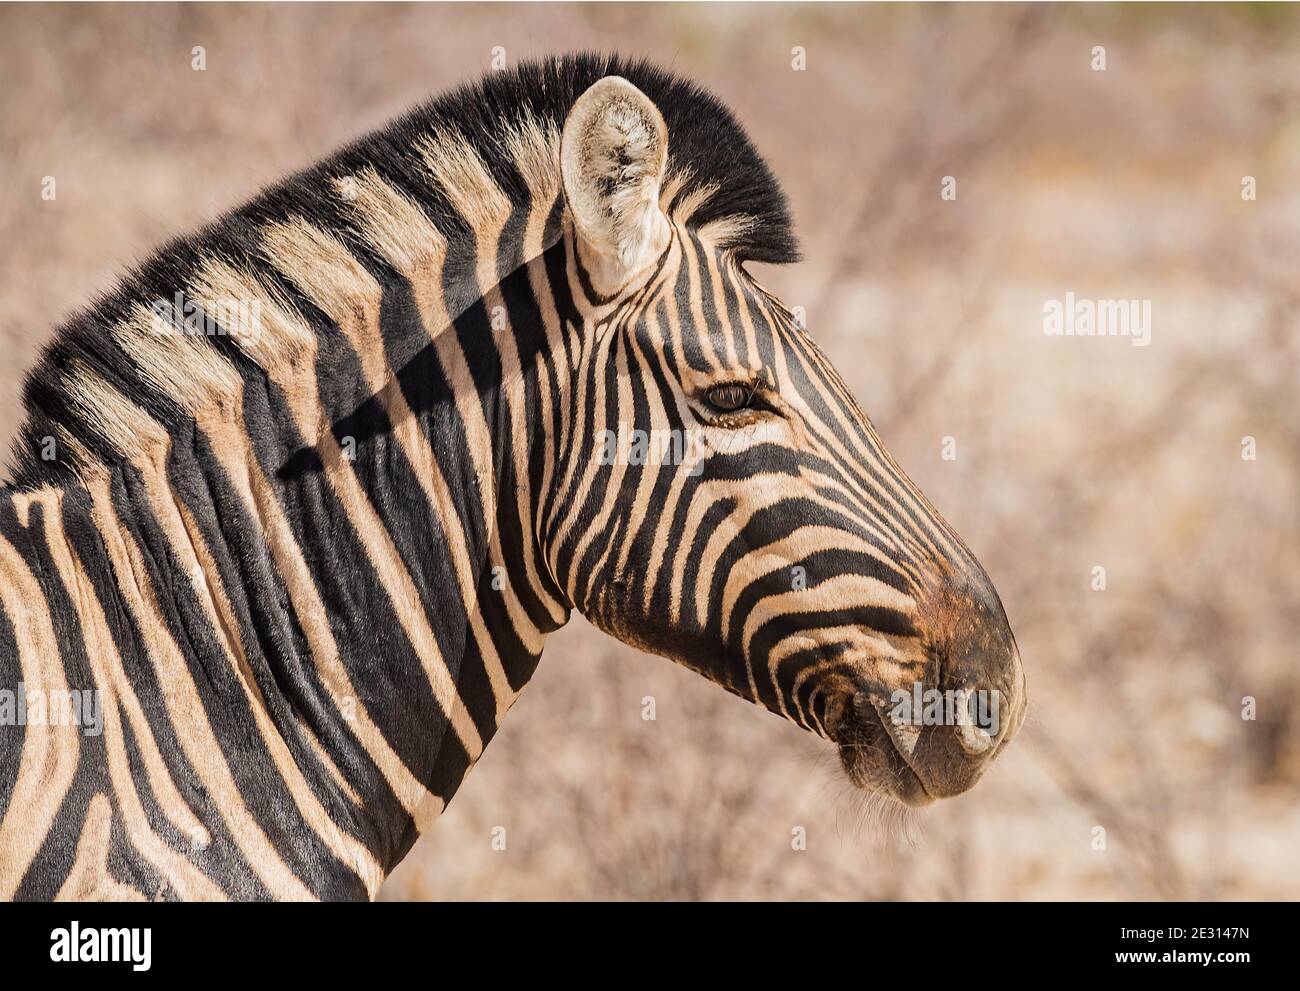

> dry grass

[{"left": 2, "top": 3, "right": 1297, "bottom": 900}]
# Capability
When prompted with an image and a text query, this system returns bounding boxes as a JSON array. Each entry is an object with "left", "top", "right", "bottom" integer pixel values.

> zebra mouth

[{"left": 833, "top": 694, "right": 936, "bottom": 808}]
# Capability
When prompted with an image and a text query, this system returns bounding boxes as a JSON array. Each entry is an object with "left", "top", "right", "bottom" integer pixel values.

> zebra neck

[
  {"left": 0, "top": 239, "right": 579, "bottom": 891},
  {"left": 0, "top": 111, "right": 586, "bottom": 889},
  {"left": 115, "top": 270, "right": 576, "bottom": 874}
]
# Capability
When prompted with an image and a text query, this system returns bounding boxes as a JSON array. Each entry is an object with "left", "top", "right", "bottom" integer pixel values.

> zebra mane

[{"left": 7, "top": 53, "right": 797, "bottom": 490}]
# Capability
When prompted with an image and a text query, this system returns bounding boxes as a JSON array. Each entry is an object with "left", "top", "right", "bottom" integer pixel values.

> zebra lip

[{"left": 835, "top": 698, "right": 935, "bottom": 808}]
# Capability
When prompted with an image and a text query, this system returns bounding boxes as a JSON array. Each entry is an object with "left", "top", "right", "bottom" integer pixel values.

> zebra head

[{"left": 547, "top": 76, "right": 1025, "bottom": 807}]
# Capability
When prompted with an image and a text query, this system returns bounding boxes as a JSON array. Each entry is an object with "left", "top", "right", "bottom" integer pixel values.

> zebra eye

[{"left": 704, "top": 383, "right": 753, "bottom": 413}]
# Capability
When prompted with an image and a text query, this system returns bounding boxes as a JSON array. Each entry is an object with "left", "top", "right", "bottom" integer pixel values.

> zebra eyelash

[
  {"left": 704, "top": 382, "right": 754, "bottom": 413},
  {"left": 701, "top": 380, "right": 781, "bottom": 422}
]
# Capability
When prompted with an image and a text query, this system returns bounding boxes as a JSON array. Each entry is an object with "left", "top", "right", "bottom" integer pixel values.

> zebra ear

[{"left": 561, "top": 76, "right": 671, "bottom": 289}]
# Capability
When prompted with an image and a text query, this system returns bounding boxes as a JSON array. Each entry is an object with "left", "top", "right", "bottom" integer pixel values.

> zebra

[{"left": 0, "top": 54, "right": 1025, "bottom": 901}]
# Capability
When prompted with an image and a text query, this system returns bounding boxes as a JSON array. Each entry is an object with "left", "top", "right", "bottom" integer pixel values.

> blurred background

[{"left": 1, "top": 2, "right": 1297, "bottom": 900}]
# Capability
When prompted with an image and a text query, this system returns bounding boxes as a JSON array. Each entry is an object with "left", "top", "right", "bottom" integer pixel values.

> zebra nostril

[
  {"left": 954, "top": 717, "right": 995, "bottom": 756},
  {"left": 933, "top": 682, "right": 1008, "bottom": 760}
]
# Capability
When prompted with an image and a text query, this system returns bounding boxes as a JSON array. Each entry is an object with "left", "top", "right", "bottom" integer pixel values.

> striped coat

[{"left": 0, "top": 55, "right": 1024, "bottom": 901}]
